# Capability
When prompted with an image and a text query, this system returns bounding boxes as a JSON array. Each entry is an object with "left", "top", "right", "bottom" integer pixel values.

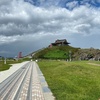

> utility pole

[
  {"left": 69, "top": 51, "right": 72, "bottom": 61},
  {"left": 4, "top": 57, "right": 6, "bottom": 64}
]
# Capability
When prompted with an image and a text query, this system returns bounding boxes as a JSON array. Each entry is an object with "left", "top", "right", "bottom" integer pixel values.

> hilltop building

[{"left": 49, "top": 39, "right": 70, "bottom": 47}]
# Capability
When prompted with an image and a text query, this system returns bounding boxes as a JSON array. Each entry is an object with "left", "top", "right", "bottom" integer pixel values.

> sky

[{"left": 0, "top": 0, "right": 100, "bottom": 57}]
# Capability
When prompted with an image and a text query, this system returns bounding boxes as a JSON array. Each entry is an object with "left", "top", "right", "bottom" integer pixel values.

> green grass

[
  {"left": 0, "top": 60, "right": 23, "bottom": 71},
  {"left": 44, "top": 50, "right": 67, "bottom": 59},
  {"left": 0, "top": 61, "right": 11, "bottom": 71},
  {"left": 34, "top": 46, "right": 79, "bottom": 59},
  {"left": 0, "top": 58, "right": 32, "bottom": 71},
  {"left": 89, "top": 61, "right": 100, "bottom": 64},
  {"left": 38, "top": 60, "right": 100, "bottom": 100}
]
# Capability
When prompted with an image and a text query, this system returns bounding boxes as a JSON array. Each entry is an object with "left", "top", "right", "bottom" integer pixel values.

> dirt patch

[{"left": 88, "top": 63, "right": 100, "bottom": 66}]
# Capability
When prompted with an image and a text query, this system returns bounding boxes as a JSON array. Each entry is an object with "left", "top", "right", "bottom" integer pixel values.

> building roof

[
  {"left": 51, "top": 39, "right": 70, "bottom": 46},
  {"left": 55, "top": 39, "right": 70, "bottom": 44}
]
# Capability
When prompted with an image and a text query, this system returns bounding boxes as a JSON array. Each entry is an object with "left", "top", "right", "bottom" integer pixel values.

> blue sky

[
  {"left": 0, "top": 0, "right": 100, "bottom": 57},
  {"left": 24, "top": 0, "right": 100, "bottom": 8}
]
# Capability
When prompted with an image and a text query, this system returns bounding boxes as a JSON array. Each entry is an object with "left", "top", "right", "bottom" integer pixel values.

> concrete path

[
  {"left": 0, "top": 61, "right": 55, "bottom": 100},
  {"left": 0, "top": 61, "right": 29, "bottom": 83}
]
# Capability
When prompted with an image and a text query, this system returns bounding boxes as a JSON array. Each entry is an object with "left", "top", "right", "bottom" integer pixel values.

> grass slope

[
  {"left": 34, "top": 45, "right": 79, "bottom": 59},
  {"left": 38, "top": 60, "right": 100, "bottom": 100}
]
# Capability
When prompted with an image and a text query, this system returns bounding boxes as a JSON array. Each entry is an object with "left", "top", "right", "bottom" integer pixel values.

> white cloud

[
  {"left": 0, "top": 35, "right": 19, "bottom": 44},
  {"left": 0, "top": 1, "right": 100, "bottom": 41},
  {"left": 0, "top": 0, "right": 100, "bottom": 56},
  {"left": 0, "top": 0, "right": 11, "bottom": 5},
  {"left": 66, "top": 1, "right": 79, "bottom": 9}
]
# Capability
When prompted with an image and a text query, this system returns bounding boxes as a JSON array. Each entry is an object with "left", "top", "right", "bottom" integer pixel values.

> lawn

[
  {"left": 0, "top": 60, "right": 23, "bottom": 71},
  {"left": 38, "top": 60, "right": 100, "bottom": 100},
  {"left": 0, "top": 61, "right": 11, "bottom": 71},
  {"left": 0, "top": 58, "right": 32, "bottom": 71}
]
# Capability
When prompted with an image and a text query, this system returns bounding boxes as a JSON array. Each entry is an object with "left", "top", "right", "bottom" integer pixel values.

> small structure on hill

[{"left": 49, "top": 39, "right": 70, "bottom": 47}]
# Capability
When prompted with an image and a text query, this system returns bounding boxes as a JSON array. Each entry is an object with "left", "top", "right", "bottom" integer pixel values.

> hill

[
  {"left": 25, "top": 38, "right": 100, "bottom": 61},
  {"left": 33, "top": 45, "right": 79, "bottom": 60},
  {"left": 31, "top": 46, "right": 100, "bottom": 61},
  {"left": 73, "top": 48, "right": 100, "bottom": 61}
]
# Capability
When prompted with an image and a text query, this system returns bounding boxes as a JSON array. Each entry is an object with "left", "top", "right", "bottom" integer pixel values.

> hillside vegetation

[
  {"left": 73, "top": 48, "right": 100, "bottom": 60},
  {"left": 33, "top": 45, "right": 79, "bottom": 60},
  {"left": 32, "top": 46, "right": 100, "bottom": 61}
]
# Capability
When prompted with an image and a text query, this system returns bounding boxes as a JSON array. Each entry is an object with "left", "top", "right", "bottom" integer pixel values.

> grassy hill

[
  {"left": 30, "top": 46, "right": 100, "bottom": 61},
  {"left": 33, "top": 45, "right": 79, "bottom": 60}
]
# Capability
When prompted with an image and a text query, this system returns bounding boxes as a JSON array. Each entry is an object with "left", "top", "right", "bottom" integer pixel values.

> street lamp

[{"left": 69, "top": 51, "right": 72, "bottom": 61}]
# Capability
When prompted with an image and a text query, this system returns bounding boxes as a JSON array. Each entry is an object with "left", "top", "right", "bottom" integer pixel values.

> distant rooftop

[{"left": 49, "top": 39, "right": 70, "bottom": 47}]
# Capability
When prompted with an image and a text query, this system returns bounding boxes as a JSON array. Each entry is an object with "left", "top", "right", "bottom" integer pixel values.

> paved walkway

[
  {"left": 0, "top": 61, "right": 29, "bottom": 83},
  {"left": 0, "top": 61, "right": 55, "bottom": 100}
]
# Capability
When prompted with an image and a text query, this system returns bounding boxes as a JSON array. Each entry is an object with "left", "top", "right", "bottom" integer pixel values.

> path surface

[
  {"left": 88, "top": 63, "right": 100, "bottom": 66},
  {"left": 0, "top": 61, "right": 55, "bottom": 100},
  {"left": 0, "top": 61, "right": 29, "bottom": 83}
]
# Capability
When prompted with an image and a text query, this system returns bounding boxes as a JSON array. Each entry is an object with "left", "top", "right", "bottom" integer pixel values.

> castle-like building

[{"left": 49, "top": 39, "right": 70, "bottom": 47}]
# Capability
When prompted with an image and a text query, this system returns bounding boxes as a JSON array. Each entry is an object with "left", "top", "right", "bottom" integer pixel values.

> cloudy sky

[{"left": 0, "top": 0, "right": 100, "bottom": 57}]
